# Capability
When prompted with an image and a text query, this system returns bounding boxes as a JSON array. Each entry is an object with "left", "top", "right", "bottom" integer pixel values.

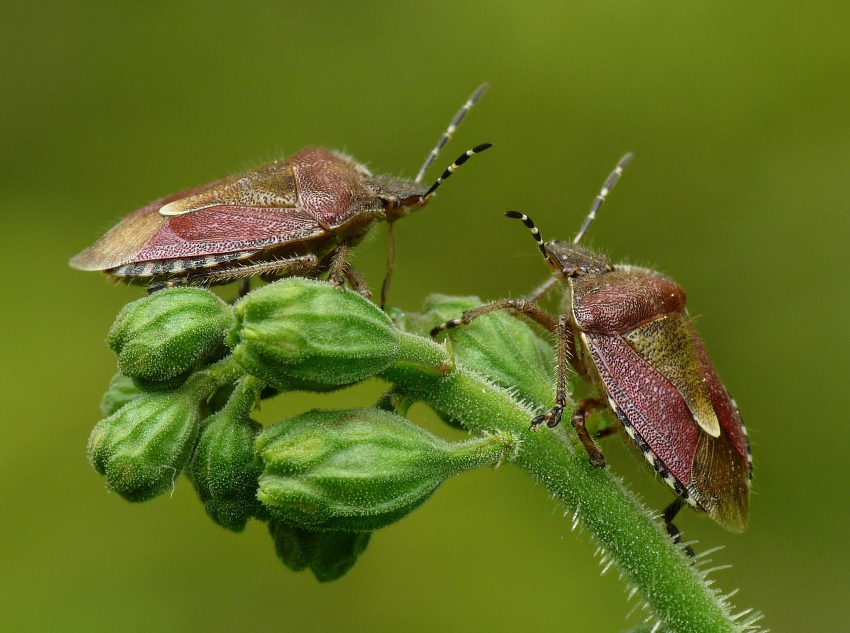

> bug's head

[
  {"left": 504, "top": 153, "right": 633, "bottom": 279},
  {"left": 374, "top": 84, "right": 492, "bottom": 223},
  {"left": 366, "top": 176, "right": 433, "bottom": 221},
  {"left": 505, "top": 211, "right": 613, "bottom": 279},
  {"left": 369, "top": 142, "right": 493, "bottom": 222},
  {"left": 544, "top": 240, "right": 613, "bottom": 278}
]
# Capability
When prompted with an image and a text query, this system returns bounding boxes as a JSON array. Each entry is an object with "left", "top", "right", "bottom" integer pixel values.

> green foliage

[{"left": 84, "top": 279, "right": 761, "bottom": 632}]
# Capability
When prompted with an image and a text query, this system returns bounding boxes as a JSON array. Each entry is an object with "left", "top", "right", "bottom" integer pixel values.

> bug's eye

[{"left": 561, "top": 265, "right": 577, "bottom": 277}]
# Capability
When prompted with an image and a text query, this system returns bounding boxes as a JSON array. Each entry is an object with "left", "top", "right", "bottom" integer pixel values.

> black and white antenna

[
  {"left": 573, "top": 153, "right": 633, "bottom": 244},
  {"left": 415, "top": 83, "right": 489, "bottom": 184}
]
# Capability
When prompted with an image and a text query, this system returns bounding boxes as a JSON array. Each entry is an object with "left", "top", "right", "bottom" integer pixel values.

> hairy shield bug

[
  {"left": 432, "top": 155, "right": 751, "bottom": 543},
  {"left": 70, "top": 85, "right": 491, "bottom": 306}
]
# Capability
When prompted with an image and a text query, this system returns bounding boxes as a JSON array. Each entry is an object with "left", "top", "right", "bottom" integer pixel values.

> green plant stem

[
  {"left": 381, "top": 345, "right": 740, "bottom": 633},
  {"left": 196, "top": 355, "right": 246, "bottom": 397}
]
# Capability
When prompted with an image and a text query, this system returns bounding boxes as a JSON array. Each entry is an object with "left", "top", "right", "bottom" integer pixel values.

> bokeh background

[{"left": 2, "top": 2, "right": 848, "bottom": 631}]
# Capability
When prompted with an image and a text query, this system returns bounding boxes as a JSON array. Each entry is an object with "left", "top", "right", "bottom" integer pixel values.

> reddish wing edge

[
  {"left": 70, "top": 201, "right": 327, "bottom": 271},
  {"left": 585, "top": 331, "right": 750, "bottom": 532},
  {"left": 135, "top": 205, "right": 324, "bottom": 262}
]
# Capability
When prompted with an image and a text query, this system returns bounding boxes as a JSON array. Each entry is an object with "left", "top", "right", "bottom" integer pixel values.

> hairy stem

[{"left": 381, "top": 345, "right": 740, "bottom": 633}]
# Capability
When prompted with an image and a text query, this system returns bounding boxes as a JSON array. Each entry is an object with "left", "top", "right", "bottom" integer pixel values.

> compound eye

[{"left": 561, "top": 265, "right": 577, "bottom": 278}]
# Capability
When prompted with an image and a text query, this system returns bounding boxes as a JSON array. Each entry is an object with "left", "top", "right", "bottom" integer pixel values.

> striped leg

[{"left": 146, "top": 254, "right": 319, "bottom": 293}]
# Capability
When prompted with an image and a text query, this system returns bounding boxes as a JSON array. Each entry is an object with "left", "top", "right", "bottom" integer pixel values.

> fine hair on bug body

[
  {"left": 431, "top": 153, "right": 751, "bottom": 551},
  {"left": 70, "top": 84, "right": 492, "bottom": 308}
]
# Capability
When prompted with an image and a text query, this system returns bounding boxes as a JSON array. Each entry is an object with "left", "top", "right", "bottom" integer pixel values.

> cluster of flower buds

[{"left": 88, "top": 278, "right": 549, "bottom": 581}]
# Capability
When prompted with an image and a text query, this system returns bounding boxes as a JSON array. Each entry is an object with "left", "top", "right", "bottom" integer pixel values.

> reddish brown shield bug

[
  {"left": 431, "top": 154, "right": 751, "bottom": 545},
  {"left": 70, "top": 85, "right": 491, "bottom": 306}
]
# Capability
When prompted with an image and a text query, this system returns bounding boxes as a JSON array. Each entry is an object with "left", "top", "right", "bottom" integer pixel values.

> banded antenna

[
  {"left": 505, "top": 211, "right": 547, "bottom": 257},
  {"left": 415, "top": 83, "right": 489, "bottom": 184},
  {"left": 424, "top": 143, "right": 492, "bottom": 197},
  {"left": 573, "top": 153, "right": 633, "bottom": 244}
]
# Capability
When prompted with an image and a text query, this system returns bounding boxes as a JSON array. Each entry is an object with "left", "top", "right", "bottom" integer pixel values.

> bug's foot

[
  {"left": 530, "top": 405, "right": 563, "bottom": 430},
  {"left": 586, "top": 449, "right": 606, "bottom": 469},
  {"left": 330, "top": 274, "right": 347, "bottom": 290},
  {"left": 665, "top": 521, "right": 695, "bottom": 558}
]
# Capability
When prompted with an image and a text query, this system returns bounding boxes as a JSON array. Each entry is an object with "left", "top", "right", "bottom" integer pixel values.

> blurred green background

[{"left": 2, "top": 2, "right": 847, "bottom": 631}]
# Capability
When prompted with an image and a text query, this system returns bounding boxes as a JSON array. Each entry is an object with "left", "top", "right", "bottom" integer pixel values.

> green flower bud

[
  {"left": 421, "top": 295, "right": 555, "bottom": 407},
  {"left": 100, "top": 374, "right": 144, "bottom": 416},
  {"left": 190, "top": 376, "right": 266, "bottom": 532},
  {"left": 256, "top": 407, "right": 514, "bottom": 531},
  {"left": 268, "top": 520, "right": 370, "bottom": 583},
  {"left": 89, "top": 361, "right": 241, "bottom": 502},
  {"left": 108, "top": 288, "right": 236, "bottom": 389},
  {"left": 229, "top": 278, "right": 400, "bottom": 392}
]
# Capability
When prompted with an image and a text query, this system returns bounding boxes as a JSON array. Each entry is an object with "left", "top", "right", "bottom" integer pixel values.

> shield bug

[
  {"left": 70, "top": 85, "right": 491, "bottom": 306},
  {"left": 431, "top": 154, "right": 751, "bottom": 543}
]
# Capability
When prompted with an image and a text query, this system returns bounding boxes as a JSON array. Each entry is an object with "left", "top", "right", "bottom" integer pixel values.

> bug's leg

[
  {"left": 324, "top": 244, "right": 372, "bottom": 298},
  {"left": 187, "top": 254, "right": 319, "bottom": 286},
  {"left": 327, "top": 245, "right": 351, "bottom": 288},
  {"left": 238, "top": 278, "right": 251, "bottom": 298},
  {"left": 530, "top": 314, "right": 572, "bottom": 429},
  {"left": 380, "top": 221, "right": 396, "bottom": 310},
  {"left": 559, "top": 397, "right": 607, "bottom": 469},
  {"left": 147, "top": 278, "right": 188, "bottom": 294},
  {"left": 340, "top": 261, "right": 372, "bottom": 299},
  {"left": 429, "top": 298, "right": 558, "bottom": 337},
  {"left": 662, "top": 497, "right": 695, "bottom": 558},
  {"left": 525, "top": 276, "right": 559, "bottom": 302}
]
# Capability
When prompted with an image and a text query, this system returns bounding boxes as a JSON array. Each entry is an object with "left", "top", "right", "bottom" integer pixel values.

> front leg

[
  {"left": 530, "top": 314, "right": 572, "bottom": 429},
  {"left": 429, "top": 298, "right": 558, "bottom": 337},
  {"left": 327, "top": 244, "right": 372, "bottom": 299}
]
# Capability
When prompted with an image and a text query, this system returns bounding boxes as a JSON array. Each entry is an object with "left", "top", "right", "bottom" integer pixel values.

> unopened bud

[
  {"left": 88, "top": 362, "right": 238, "bottom": 502},
  {"left": 268, "top": 520, "right": 370, "bottom": 583},
  {"left": 422, "top": 295, "right": 555, "bottom": 406},
  {"left": 108, "top": 288, "right": 235, "bottom": 389},
  {"left": 256, "top": 407, "right": 514, "bottom": 531},
  {"left": 229, "top": 279, "right": 400, "bottom": 392},
  {"left": 100, "top": 374, "right": 144, "bottom": 416},
  {"left": 190, "top": 376, "right": 266, "bottom": 531}
]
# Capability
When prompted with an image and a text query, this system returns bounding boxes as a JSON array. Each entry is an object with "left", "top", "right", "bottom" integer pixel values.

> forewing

[
  {"left": 69, "top": 179, "right": 227, "bottom": 271},
  {"left": 623, "top": 316, "right": 720, "bottom": 437},
  {"left": 583, "top": 332, "right": 699, "bottom": 486},
  {"left": 135, "top": 205, "right": 325, "bottom": 261},
  {"left": 159, "top": 160, "right": 298, "bottom": 216},
  {"left": 584, "top": 329, "right": 751, "bottom": 531},
  {"left": 688, "top": 326, "right": 751, "bottom": 532}
]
